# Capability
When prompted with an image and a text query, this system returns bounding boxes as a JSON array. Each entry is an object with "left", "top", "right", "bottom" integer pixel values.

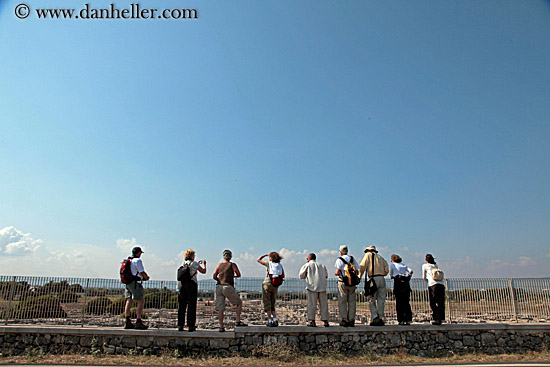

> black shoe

[
  {"left": 124, "top": 321, "right": 135, "bottom": 329},
  {"left": 188, "top": 326, "right": 196, "bottom": 332},
  {"left": 178, "top": 326, "right": 184, "bottom": 331},
  {"left": 369, "top": 318, "right": 379, "bottom": 326},
  {"left": 307, "top": 321, "right": 316, "bottom": 327},
  {"left": 272, "top": 319, "right": 279, "bottom": 327},
  {"left": 432, "top": 320, "right": 442, "bottom": 325},
  {"left": 135, "top": 320, "right": 149, "bottom": 330},
  {"left": 323, "top": 321, "right": 330, "bottom": 327},
  {"left": 348, "top": 320, "right": 355, "bottom": 327},
  {"left": 339, "top": 320, "right": 348, "bottom": 327}
]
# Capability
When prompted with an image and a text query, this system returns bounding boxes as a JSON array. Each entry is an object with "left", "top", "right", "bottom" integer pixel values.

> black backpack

[
  {"left": 177, "top": 262, "right": 196, "bottom": 283},
  {"left": 339, "top": 256, "right": 361, "bottom": 286}
]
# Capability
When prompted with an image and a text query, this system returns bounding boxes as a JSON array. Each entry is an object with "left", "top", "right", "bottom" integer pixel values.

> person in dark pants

[
  {"left": 177, "top": 249, "right": 206, "bottom": 331},
  {"left": 389, "top": 254, "right": 413, "bottom": 325},
  {"left": 422, "top": 253, "right": 445, "bottom": 325}
]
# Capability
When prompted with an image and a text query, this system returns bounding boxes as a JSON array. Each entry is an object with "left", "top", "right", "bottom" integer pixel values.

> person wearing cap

[
  {"left": 124, "top": 246, "right": 150, "bottom": 330},
  {"left": 213, "top": 249, "right": 247, "bottom": 332},
  {"left": 299, "top": 253, "right": 329, "bottom": 327},
  {"left": 359, "top": 245, "right": 389, "bottom": 326},
  {"left": 334, "top": 245, "right": 360, "bottom": 327}
]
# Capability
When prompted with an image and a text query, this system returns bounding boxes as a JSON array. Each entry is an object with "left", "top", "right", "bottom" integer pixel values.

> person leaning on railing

[
  {"left": 213, "top": 249, "right": 247, "bottom": 332},
  {"left": 177, "top": 249, "right": 206, "bottom": 332},
  {"left": 389, "top": 254, "right": 413, "bottom": 325}
]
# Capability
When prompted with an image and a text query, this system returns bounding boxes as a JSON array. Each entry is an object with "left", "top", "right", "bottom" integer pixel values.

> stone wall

[{"left": 1, "top": 324, "right": 549, "bottom": 357}]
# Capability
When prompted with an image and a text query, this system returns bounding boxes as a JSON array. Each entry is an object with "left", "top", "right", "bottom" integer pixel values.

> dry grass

[{"left": 2, "top": 349, "right": 550, "bottom": 366}]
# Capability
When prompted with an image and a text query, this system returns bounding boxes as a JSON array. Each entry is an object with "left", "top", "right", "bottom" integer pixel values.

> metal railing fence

[{"left": 1, "top": 275, "right": 549, "bottom": 328}]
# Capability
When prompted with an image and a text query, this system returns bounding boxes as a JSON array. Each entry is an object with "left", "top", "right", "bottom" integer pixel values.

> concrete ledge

[{"left": 1, "top": 323, "right": 550, "bottom": 357}]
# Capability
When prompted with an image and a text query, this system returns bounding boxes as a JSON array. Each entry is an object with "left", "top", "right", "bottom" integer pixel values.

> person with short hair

[
  {"left": 389, "top": 254, "right": 413, "bottom": 325},
  {"left": 124, "top": 246, "right": 150, "bottom": 330},
  {"left": 299, "top": 253, "right": 329, "bottom": 327},
  {"left": 359, "top": 245, "right": 389, "bottom": 326},
  {"left": 177, "top": 249, "right": 206, "bottom": 332},
  {"left": 213, "top": 249, "right": 247, "bottom": 332},
  {"left": 334, "top": 245, "right": 360, "bottom": 327},
  {"left": 257, "top": 251, "right": 285, "bottom": 327},
  {"left": 422, "top": 254, "right": 445, "bottom": 325}
]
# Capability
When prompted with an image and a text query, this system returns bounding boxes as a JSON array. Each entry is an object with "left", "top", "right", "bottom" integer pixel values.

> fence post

[
  {"left": 445, "top": 278, "right": 452, "bottom": 324},
  {"left": 4, "top": 276, "right": 17, "bottom": 325},
  {"left": 158, "top": 281, "right": 164, "bottom": 329},
  {"left": 509, "top": 278, "right": 518, "bottom": 323},
  {"left": 81, "top": 278, "right": 90, "bottom": 327}
]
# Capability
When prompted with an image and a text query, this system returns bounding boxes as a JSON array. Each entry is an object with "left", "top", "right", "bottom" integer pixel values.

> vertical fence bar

[
  {"left": 509, "top": 278, "right": 518, "bottom": 323},
  {"left": 81, "top": 278, "right": 90, "bottom": 327},
  {"left": 4, "top": 276, "right": 17, "bottom": 325},
  {"left": 445, "top": 278, "right": 452, "bottom": 324}
]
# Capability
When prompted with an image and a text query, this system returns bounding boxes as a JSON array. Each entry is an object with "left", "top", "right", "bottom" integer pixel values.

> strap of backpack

[
  {"left": 370, "top": 252, "right": 375, "bottom": 279},
  {"left": 339, "top": 256, "right": 349, "bottom": 265}
]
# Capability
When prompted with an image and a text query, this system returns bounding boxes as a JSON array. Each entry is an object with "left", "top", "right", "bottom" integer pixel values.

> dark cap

[{"left": 132, "top": 247, "right": 143, "bottom": 256}]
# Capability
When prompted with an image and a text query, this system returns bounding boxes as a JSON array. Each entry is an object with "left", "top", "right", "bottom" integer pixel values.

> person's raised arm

[
  {"left": 233, "top": 263, "right": 241, "bottom": 278},
  {"left": 197, "top": 260, "right": 207, "bottom": 274},
  {"left": 257, "top": 254, "right": 268, "bottom": 267}
]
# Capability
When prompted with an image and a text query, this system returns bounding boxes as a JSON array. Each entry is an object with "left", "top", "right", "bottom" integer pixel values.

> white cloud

[
  {"left": 0, "top": 226, "right": 42, "bottom": 255},
  {"left": 116, "top": 238, "right": 143, "bottom": 254}
]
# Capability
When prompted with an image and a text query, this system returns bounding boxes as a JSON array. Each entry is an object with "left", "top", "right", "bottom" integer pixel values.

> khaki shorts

[
  {"left": 215, "top": 285, "right": 242, "bottom": 311},
  {"left": 262, "top": 283, "right": 278, "bottom": 312},
  {"left": 124, "top": 282, "right": 144, "bottom": 301}
]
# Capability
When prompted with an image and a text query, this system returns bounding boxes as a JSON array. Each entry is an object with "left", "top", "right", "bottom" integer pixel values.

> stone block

[
  {"left": 481, "top": 332, "right": 496, "bottom": 346},
  {"left": 209, "top": 339, "right": 229, "bottom": 350}
]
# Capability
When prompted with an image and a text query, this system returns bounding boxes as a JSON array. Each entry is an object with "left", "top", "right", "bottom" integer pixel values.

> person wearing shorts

[
  {"left": 213, "top": 249, "right": 247, "bottom": 332},
  {"left": 124, "top": 246, "right": 150, "bottom": 330}
]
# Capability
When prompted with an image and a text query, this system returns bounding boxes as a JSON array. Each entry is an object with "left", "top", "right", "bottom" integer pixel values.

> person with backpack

[
  {"left": 422, "top": 253, "right": 445, "bottom": 325},
  {"left": 389, "top": 254, "right": 413, "bottom": 325},
  {"left": 299, "top": 253, "right": 329, "bottom": 327},
  {"left": 123, "top": 246, "right": 150, "bottom": 330},
  {"left": 359, "top": 245, "right": 389, "bottom": 326},
  {"left": 257, "top": 252, "right": 285, "bottom": 327},
  {"left": 177, "top": 249, "right": 206, "bottom": 332},
  {"left": 213, "top": 249, "right": 247, "bottom": 332},
  {"left": 334, "top": 245, "right": 360, "bottom": 327}
]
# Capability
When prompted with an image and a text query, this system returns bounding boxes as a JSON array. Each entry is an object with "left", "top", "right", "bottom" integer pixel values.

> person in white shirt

[
  {"left": 124, "top": 247, "right": 150, "bottom": 330},
  {"left": 299, "top": 253, "right": 329, "bottom": 327},
  {"left": 334, "top": 245, "right": 360, "bottom": 327},
  {"left": 389, "top": 254, "right": 413, "bottom": 325},
  {"left": 257, "top": 252, "right": 285, "bottom": 327},
  {"left": 422, "top": 253, "right": 445, "bottom": 325},
  {"left": 177, "top": 249, "right": 206, "bottom": 332}
]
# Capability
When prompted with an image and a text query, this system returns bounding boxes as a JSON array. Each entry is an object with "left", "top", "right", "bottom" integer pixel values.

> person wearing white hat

[{"left": 359, "top": 245, "right": 389, "bottom": 326}]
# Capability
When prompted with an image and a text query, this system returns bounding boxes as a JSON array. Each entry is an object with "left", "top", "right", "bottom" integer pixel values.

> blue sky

[{"left": 1, "top": 0, "right": 549, "bottom": 280}]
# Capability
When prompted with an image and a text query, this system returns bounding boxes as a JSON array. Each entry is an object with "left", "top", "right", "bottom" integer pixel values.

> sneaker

[
  {"left": 369, "top": 318, "right": 379, "bottom": 326},
  {"left": 124, "top": 321, "right": 135, "bottom": 329},
  {"left": 135, "top": 320, "right": 149, "bottom": 330},
  {"left": 177, "top": 326, "right": 184, "bottom": 331},
  {"left": 188, "top": 326, "right": 196, "bottom": 332},
  {"left": 235, "top": 321, "right": 248, "bottom": 327},
  {"left": 307, "top": 321, "right": 316, "bottom": 327},
  {"left": 267, "top": 320, "right": 273, "bottom": 327},
  {"left": 272, "top": 319, "right": 279, "bottom": 327},
  {"left": 323, "top": 321, "right": 330, "bottom": 327},
  {"left": 348, "top": 320, "right": 355, "bottom": 327}
]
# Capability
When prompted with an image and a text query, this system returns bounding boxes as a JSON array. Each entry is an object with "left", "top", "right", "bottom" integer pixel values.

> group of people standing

[{"left": 122, "top": 245, "right": 446, "bottom": 332}]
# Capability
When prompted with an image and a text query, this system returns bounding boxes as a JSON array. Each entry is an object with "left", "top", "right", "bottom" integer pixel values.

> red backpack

[{"left": 120, "top": 257, "right": 140, "bottom": 284}]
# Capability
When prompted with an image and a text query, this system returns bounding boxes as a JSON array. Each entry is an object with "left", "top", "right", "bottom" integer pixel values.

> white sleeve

[{"left": 135, "top": 259, "right": 145, "bottom": 273}]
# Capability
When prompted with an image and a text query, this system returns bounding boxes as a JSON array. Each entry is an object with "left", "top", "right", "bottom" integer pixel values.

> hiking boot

[
  {"left": 135, "top": 319, "right": 149, "bottom": 330},
  {"left": 124, "top": 320, "right": 135, "bottom": 329}
]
